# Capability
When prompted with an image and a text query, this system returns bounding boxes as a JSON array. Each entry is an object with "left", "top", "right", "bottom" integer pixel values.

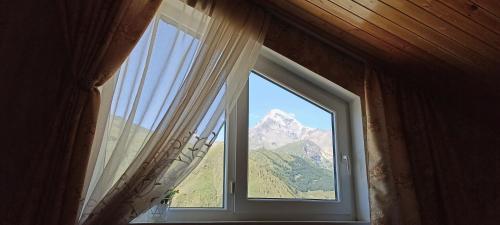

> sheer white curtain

[{"left": 78, "top": 0, "right": 269, "bottom": 224}]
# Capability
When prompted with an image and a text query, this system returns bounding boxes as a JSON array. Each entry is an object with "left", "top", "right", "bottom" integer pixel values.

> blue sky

[
  {"left": 112, "top": 20, "right": 198, "bottom": 131},
  {"left": 111, "top": 19, "right": 333, "bottom": 144},
  {"left": 113, "top": 19, "right": 227, "bottom": 142},
  {"left": 248, "top": 72, "right": 333, "bottom": 131}
]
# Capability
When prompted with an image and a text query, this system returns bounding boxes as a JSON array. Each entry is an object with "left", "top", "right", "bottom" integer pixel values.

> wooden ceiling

[{"left": 255, "top": 0, "right": 500, "bottom": 77}]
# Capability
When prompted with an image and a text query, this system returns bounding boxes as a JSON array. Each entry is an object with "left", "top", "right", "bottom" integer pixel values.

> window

[
  {"left": 247, "top": 73, "right": 337, "bottom": 201},
  {"left": 133, "top": 46, "right": 369, "bottom": 223}
]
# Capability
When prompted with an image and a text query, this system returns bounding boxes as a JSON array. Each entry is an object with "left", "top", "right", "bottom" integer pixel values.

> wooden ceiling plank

[
  {"left": 471, "top": 0, "right": 500, "bottom": 18},
  {"left": 353, "top": 0, "right": 499, "bottom": 70},
  {"left": 438, "top": 0, "right": 500, "bottom": 35},
  {"left": 303, "top": 0, "right": 468, "bottom": 73},
  {"left": 277, "top": 0, "right": 409, "bottom": 64},
  {"left": 410, "top": 0, "right": 500, "bottom": 51},
  {"left": 328, "top": 0, "right": 490, "bottom": 75},
  {"left": 304, "top": 0, "right": 460, "bottom": 69},
  {"left": 254, "top": 0, "right": 469, "bottom": 79},
  {"left": 300, "top": 0, "right": 454, "bottom": 68},
  {"left": 257, "top": 0, "right": 462, "bottom": 86},
  {"left": 264, "top": 0, "right": 397, "bottom": 63}
]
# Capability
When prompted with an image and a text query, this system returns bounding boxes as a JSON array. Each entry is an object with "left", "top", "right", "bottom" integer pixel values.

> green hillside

[
  {"left": 170, "top": 142, "right": 225, "bottom": 208},
  {"left": 170, "top": 144, "right": 336, "bottom": 208},
  {"left": 248, "top": 148, "right": 336, "bottom": 200},
  {"left": 248, "top": 149, "right": 297, "bottom": 198},
  {"left": 270, "top": 141, "right": 334, "bottom": 170},
  {"left": 106, "top": 116, "right": 336, "bottom": 208}
]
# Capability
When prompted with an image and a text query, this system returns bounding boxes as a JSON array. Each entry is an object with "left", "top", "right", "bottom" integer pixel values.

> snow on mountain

[{"left": 249, "top": 109, "right": 334, "bottom": 162}]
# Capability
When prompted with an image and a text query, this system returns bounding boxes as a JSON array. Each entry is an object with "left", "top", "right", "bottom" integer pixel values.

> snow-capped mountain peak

[
  {"left": 256, "top": 109, "right": 302, "bottom": 128},
  {"left": 249, "top": 109, "right": 334, "bottom": 163}
]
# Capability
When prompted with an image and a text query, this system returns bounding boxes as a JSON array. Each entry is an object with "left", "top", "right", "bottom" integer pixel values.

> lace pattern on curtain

[{"left": 78, "top": 0, "right": 268, "bottom": 224}]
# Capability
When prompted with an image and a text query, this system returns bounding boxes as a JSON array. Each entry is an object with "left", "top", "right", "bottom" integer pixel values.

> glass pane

[
  {"left": 170, "top": 124, "right": 225, "bottom": 208},
  {"left": 248, "top": 72, "right": 336, "bottom": 200}
]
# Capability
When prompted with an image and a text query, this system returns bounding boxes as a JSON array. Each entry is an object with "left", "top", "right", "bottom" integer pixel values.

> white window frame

[
  {"left": 234, "top": 55, "right": 352, "bottom": 221},
  {"left": 148, "top": 47, "right": 370, "bottom": 224},
  {"left": 132, "top": 3, "right": 369, "bottom": 222}
]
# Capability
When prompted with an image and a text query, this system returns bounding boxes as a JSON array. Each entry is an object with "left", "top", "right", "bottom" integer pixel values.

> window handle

[
  {"left": 229, "top": 181, "right": 235, "bottom": 194},
  {"left": 342, "top": 154, "right": 351, "bottom": 175}
]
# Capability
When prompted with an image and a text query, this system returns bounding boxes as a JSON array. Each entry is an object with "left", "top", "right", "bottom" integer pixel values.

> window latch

[
  {"left": 229, "top": 180, "right": 235, "bottom": 194},
  {"left": 342, "top": 154, "right": 351, "bottom": 175}
]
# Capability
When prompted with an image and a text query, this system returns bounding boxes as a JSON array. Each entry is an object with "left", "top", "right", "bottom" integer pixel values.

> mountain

[
  {"left": 246, "top": 109, "right": 336, "bottom": 200},
  {"left": 249, "top": 109, "right": 334, "bottom": 167}
]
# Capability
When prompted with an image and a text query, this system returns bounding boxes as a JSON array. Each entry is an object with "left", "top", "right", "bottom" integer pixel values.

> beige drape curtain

[
  {"left": 54, "top": 1, "right": 162, "bottom": 224},
  {"left": 364, "top": 68, "right": 421, "bottom": 225},
  {"left": 1, "top": 1, "right": 161, "bottom": 225},
  {"left": 79, "top": 1, "right": 269, "bottom": 224}
]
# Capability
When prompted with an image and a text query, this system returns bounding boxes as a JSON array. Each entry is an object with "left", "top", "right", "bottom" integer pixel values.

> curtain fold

[
  {"left": 1, "top": 1, "right": 160, "bottom": 225},
  {"left": 79, "top": 1, "right": 269, "bottom": 224},
  {"left": 52, "top": 2, "right": 162, "bottom": 225},
  {"left": 396, "top": 80, "right": 500, "bottom": 225},
  {"left": 397, "top": 82, "right": 465, "bottom": 225},
  {"left": 364, "top": 68, "right": 421, "bottom": 225}
]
